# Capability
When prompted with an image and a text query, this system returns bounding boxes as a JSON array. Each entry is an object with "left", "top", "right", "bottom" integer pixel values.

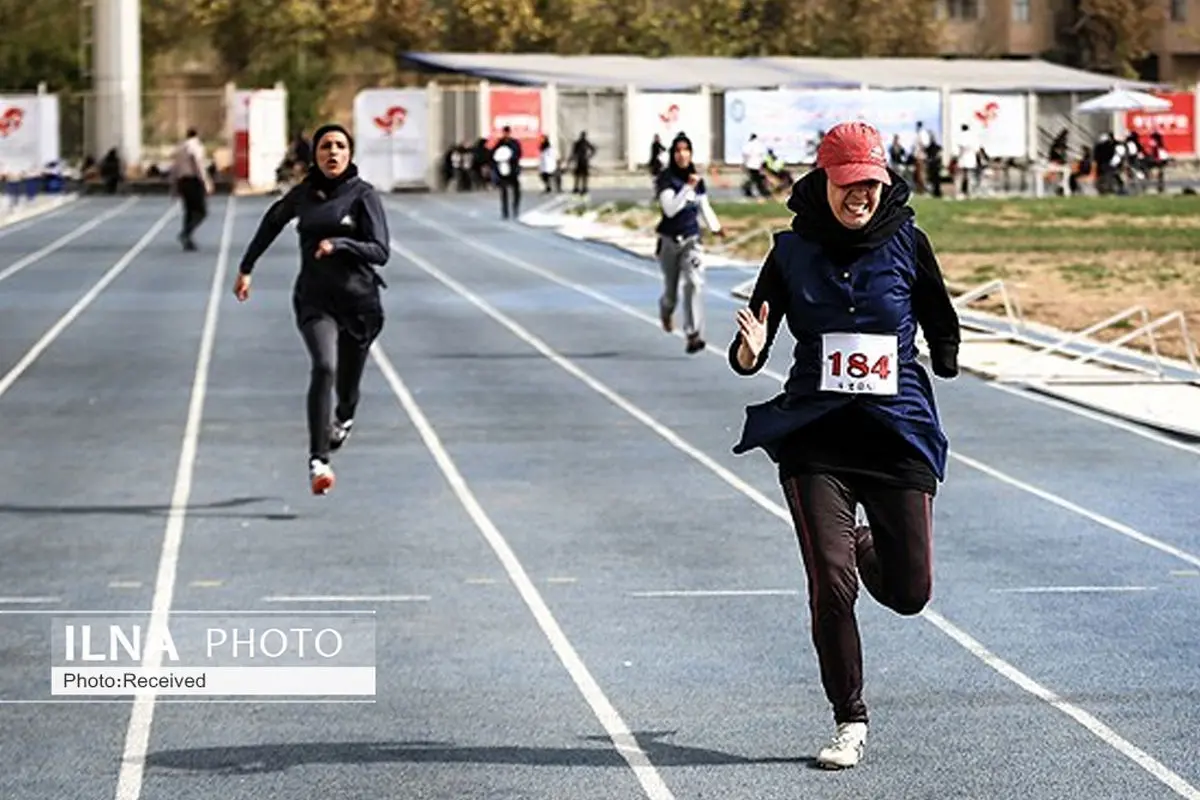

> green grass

[{"left": 708, "top": 194, "right": 1200, "bottom": 254}]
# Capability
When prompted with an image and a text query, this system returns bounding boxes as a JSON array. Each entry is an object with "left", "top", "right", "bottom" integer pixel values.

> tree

[
  {"left": 1069, "top": 0, "right": 1164, "bottom": 77},
  {"left": 442, "top": 0, "right": 547, "bottom": 52},
  {"left": 0, "top": 0, "right": 84, "bottom": 91},
  {"left": 366, "top": 0, "right": 446, "bottom": 61}
]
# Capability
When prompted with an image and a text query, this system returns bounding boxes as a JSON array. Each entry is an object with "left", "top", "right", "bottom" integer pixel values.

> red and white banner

[
  {"left": 229, "top": 88, "right": 288, "bottom": 188},
  {"left": 352, "top": 88, "right": 430, "bottom": 189},
  {"left": 631, "top": 92, "right": 711, "bottom": 165},
  {"left": 0, "top": 94, "right": 60, "bottom": 175},
  {"left": 949, "top": 92, "right": 1028, "bottom": 159},
  {"left": 486, "top": 88, "right": 542, "bottom": 167},
  {"left": 1125, "top": 92, "right": 1195, "bottom": 157}
]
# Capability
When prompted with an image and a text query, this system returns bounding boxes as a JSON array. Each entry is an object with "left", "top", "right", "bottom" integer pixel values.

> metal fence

[{"left": 52, "top": 88, "right": 228, "bottom": 165}]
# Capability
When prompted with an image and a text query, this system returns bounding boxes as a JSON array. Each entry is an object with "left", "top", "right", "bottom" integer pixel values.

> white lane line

[
  {"left": 982, "top": 382, "right": 1200, "bottom": 457},
  {"left": 462, "top": 199, "right": 1200, "bottom": 460},
  {"left": 0, "top": 596, "right": 62, "bottom": 604},
  {"left": 1170, "top": 570, "right": 1199, "bottom": 578},
  {"left": 371, "top": 338, "right": 676, "bottom": 800},
  {"left": 952, "top": 452, "right": 1200, "bottom": 570},
  {"left": 0, "top": 203, "right": 175, "bottom": 401},
  {"left": 261, "top": 595, "right": 431, "bottom": 603},
  {"left": 922, "top": 609, "right": 1200, "bottom": 800},
  {"left": 0, "top": 197, "right": 137, "bottom": 284},
  {"left": 0, "top": 199, "right": 84, "bottom": 240},
  {"left": 989, "top": 586, "right": 1157, "bottom": 594},
  {"left": 392, "top": 204, "right": 1200, "bottom": 573},
  {"left": 112, "top": 197, "right": 235, "bottom": 800},
  {"left": 386, "top": 233, "right": 1200, "bottom": 800},
  {"left": 629, "top": 589, "right": 799, "bottom": 598}
]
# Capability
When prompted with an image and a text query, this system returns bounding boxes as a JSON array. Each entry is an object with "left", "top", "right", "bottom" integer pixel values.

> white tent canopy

[{"left": 1076, "top": 88, "right": 1172, "bottom": 114}]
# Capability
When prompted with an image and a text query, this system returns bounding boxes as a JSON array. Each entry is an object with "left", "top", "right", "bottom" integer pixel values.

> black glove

[{"left": 931, "top": 342, "right": 959, "bottom": 379}]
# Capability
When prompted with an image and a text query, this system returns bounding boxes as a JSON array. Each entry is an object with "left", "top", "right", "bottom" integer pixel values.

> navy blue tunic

[
  {"left": 729, "top": 218, "right": 959, "bottom": 484},
  {"left": 654, "top": 170, "right": 707, "bottom": 239}
]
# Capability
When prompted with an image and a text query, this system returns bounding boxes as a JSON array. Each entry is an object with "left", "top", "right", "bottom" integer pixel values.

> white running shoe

[
  {"left": 309, "top": 458, "right": 335, "bottom": 495},
  {"left": 816, "top": 722, "right": 867, "bottom": 769},
  {"left": 329, "top": 418, "right": 353, "bottom": 451}
]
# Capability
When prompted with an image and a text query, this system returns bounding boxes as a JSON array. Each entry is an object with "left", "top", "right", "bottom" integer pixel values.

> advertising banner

[
  {"left": 229, "top": 88, "right": 288, "bottom": 187},
  {"left": 0, "top": 94, "right": 60, "bottom": 174},
  {"left": 630, "top": 92, "right": 712, "bottom": 165},
  {"left": 487, "top": 88, "right": 543, "bottom": 167},
  {"left": 1124, "top": 92, "right": 1195, "bottom": 156},
  {"left": 353, "top": 88, "right": 430, "bottom": 189},
  {"left": 949, "top": 93, "right": 1028, "bottom": 159},
  {"left": 724, "top": 89, "right": 941, "bottom": 164}
]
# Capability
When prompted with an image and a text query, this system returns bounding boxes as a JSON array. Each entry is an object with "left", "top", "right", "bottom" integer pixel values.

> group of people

[
  {"left": 1052, "top": 128, "right": 1171, "bottom": 195},
  {"left": 440, "top": 131, "right": 599, "bottom": 210},
  {"left": 214, "top": 118, "right": 961, "bottom": 772}
]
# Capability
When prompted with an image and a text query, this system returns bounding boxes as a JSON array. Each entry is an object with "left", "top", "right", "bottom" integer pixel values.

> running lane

[
  {"left": 133, "top": 197, "right": 653, "bottom": 800},
  {"left": 0, "top": 197, "right": 142, "bottom": 371},
  {"left": 378, "top": 192, "right": 1200, "bottom": 800},
  {"left": 0, "top": 196, "right": 232, "bottom": 798}
]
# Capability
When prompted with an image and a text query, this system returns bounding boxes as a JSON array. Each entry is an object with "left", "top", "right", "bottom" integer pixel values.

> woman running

[
  {"left": 232, "top": 123, "right": 390, "bottom": 495},
  {"left": 727, "top": 121, "right": 961, "bottom": 769},
  {"left": 653, "top": 131, "right": 724, "bottom": 353}
]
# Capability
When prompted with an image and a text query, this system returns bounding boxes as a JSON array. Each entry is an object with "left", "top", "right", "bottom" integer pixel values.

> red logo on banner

[
  {"left": 1125, "top": 92, "right": 1195, "bottom": 156},
  {"left": 0, "top": 107, "right": 25, "bottom": 137},
  {"left": 659, "top": 103, "right": 680, "bottom": 126},
  {"left": 373, "top": 106, "right": 408, "bottom": 134},
  {"left": 488, "top": 89, "right": 542, "bottom": 161},
  {"left": 973, "top": 101, "right": 1000, "bottom": 128}
]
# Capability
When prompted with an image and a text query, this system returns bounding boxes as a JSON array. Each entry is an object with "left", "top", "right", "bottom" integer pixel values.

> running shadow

[
  {"left": 0, "top": 496, "right": 297, "bottom": 521},
  {"left": 143, "top": 732, "right": 814, "bottom": 775}
]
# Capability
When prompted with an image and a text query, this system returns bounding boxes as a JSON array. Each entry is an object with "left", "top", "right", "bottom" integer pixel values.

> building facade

[{"left": 936, "top": 0, "right": 1200, "bottom": 85}]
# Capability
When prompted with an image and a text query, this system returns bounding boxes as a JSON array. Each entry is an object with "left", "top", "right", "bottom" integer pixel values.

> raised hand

[{"left": 736, "top": 301, "right": 770, "bottom": 358}]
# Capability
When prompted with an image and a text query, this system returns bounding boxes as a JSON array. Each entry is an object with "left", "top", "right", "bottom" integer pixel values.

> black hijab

[
  {"left": 785, "top": 166, "right": 913, "bottom": 267},
  {"left": 666, "top": 131, "right": 698, "bottom": 181},
  {"left": 306, "top": 123, "right": 358, "bottom": 195}
]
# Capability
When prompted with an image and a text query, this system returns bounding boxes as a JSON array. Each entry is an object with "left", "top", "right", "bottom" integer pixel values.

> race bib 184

[{"left": 819, "top": 332, "right": 898, "bottom": 395}]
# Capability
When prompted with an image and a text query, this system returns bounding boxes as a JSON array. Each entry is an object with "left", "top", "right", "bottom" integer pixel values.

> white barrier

[
  {"left": 0, "top": 93, "right": 60, "bottom": 176},
  {"left": 353, "top": 88, "right": 432, "bottom": 190},
  {"left": 230, "top": 87, "right": 289, "bottom": 191}
]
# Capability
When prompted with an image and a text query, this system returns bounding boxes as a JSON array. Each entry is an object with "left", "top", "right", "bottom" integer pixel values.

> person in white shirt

[
  {"left": 538, "top": 134, "right": 558, "bottom": 193},
  {"left": 654, "top": 132, "right": 725, "bottom": 354},
  {"left": 955, "top": 123, "right": 979, "bottom": 198},
  {"left": 169, "top": 127, "right": 213, "bottom": 251},
  {"left": 742, "top": 133, "right": 769, "bottom": 197}
]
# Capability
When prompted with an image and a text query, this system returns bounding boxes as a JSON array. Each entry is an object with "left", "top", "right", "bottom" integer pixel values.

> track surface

[{"left": 1, "top": 193, "right": 1198, "bottom": 800}]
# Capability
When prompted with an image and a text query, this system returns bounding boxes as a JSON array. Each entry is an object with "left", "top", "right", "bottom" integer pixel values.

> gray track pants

[{"left": 657, "top": 234, "right": 705, "bottom": 336}]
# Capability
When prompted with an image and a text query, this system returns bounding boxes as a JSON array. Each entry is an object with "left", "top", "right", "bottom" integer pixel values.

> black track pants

[
  {"left": 781, "top": 472, "right": 934, "bottom": 725},
  {"left": 295, "top": 294, "right": 383, "bottom": 461}
]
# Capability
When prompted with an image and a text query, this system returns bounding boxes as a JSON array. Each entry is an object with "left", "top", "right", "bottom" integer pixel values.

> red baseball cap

[{"left": 816, "top": 121, "right": 891, "bottom": 186}]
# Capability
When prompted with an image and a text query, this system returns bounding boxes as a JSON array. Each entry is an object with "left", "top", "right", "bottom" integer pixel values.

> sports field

[
  {"left": 0, "top": 192, "right": 1197, "bottom": 799},
  {"left": 599, "top": 193, "right": 1200, "bottom": 360}
]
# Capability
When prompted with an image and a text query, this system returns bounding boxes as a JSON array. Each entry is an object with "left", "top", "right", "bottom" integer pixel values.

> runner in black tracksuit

[{"left": 232, "top": 123, "right": 390, "bottom": 496}]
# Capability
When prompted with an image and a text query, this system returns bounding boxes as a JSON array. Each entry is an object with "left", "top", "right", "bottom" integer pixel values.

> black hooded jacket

[{"left": 237, "top": 132, "right": 390, "bottom": 299}]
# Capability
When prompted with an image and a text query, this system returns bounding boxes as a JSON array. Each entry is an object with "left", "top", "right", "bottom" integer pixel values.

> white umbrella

[{"left": 1076, "top": 88, "right": 1172, "bottom": 114}]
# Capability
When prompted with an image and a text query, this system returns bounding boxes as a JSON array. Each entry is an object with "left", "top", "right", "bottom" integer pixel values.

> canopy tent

[
  {"left": 1075, "top": 87, "right": 1173, "bottom": 113},
  {"left": 398, "top": 52, "right": 1165, "bottom": 94},
  {"left": 401, "top": 53, "right": 864, "bottom": 91}
]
